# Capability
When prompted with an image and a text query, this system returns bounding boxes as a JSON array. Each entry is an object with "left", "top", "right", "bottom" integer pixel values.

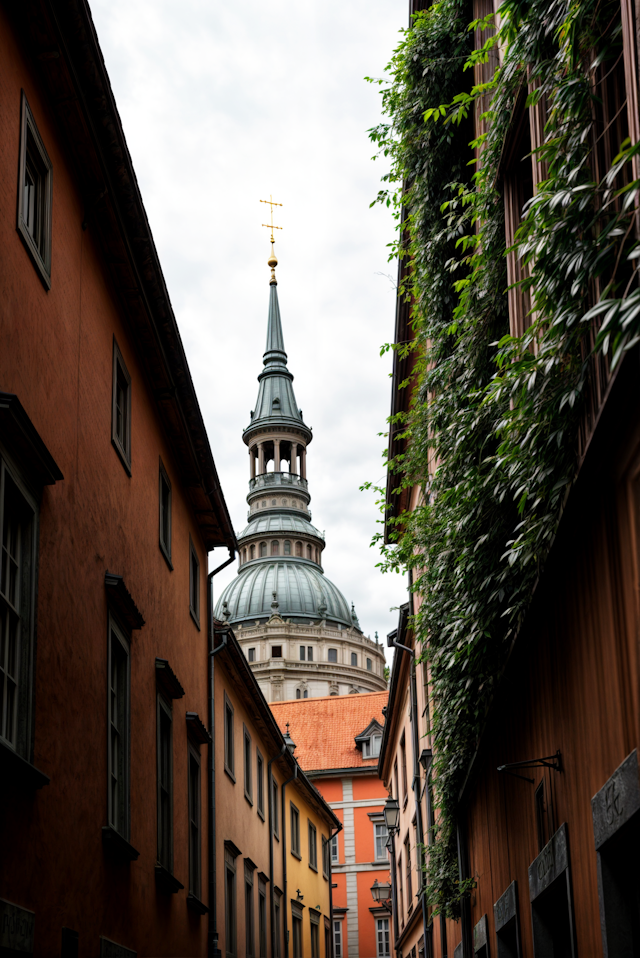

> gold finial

[{"left": 260, "top": 195, "right": 283, "bottom": 284}]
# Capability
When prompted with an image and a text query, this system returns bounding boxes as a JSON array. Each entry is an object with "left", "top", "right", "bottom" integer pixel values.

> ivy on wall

[{"left": 367, "top": 0, "right": 640, "bottom": 916}]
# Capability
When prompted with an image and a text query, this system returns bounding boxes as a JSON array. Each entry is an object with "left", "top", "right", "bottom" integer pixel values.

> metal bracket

[{"left": 497, "top": 750, "right": 562, "bottom": 784}]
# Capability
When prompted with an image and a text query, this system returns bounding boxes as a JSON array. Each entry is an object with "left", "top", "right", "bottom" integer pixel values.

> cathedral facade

[{"left": 215, "top": 246, "right": 386, "bottom": 702}]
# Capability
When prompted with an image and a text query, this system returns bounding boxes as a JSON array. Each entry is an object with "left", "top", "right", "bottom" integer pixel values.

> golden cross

[{"left": 260, "top": 195, "right": 283, "bottom": 239}]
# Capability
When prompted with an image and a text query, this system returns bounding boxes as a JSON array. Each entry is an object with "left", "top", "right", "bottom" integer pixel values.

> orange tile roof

[{"left": 269, "top": 691, "right": 388, "bottom": 773}]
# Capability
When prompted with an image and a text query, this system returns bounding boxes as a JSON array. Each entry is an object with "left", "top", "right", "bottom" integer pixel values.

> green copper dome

[{"left": 214, "top": 560, "right": 352, "bottom": 627}]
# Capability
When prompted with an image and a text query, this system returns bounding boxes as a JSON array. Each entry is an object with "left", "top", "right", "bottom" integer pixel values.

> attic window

[{"left": 363, "top": 735, "right": 382, "bottom": 759}]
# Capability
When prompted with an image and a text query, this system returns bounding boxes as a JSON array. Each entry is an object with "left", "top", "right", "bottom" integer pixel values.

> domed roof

[
  {"left": 215, "top": 559, "right": 353, "bottom": 627},
  {"left": 239, "top": 513, "right": 323, "bottom": 540}
]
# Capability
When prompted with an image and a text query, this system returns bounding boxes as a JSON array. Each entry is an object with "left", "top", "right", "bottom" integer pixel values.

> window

[
  {"left": 535, "top": 780, "right": 547, "bottom": 852},
  {"left": 307, "top": 647, "right": 313, "bottom": 662},
  {"left": 248, "top": 648, "right": 256, "bottom": 663},
  {"left": 291, "top": 916, "right": 302, "bottom": 958},
  {"left": 308, "top": 820, "right": 318, "bottom": 870},
  {"left": 225, "top": 848, "right": 237, "bottom": 958},
  {"left": 111, "top": 340, "right": 132, "bottom": 473},
  {"left": 322, "top": 835, "right": 330, "bottom": 878},
  {"left": 303, "top": 690, "right": 308, "bottom": 699},
  {"left": 17, "top": 93, "right": 52, "bottom": 287},
  {"left": 256, "top": 749, "right": 265, "bottom": 819},
  {"left": 189, "top": 537, "right": 200, "bottom": 627},
  {"left": 290, "top": 803, "right": 301, "bottom": 858},
  {"left": 272, "top": 779, "right": 279, "bottom": 838},
  {"left": 0, "top": 460, "right": 37, "bottom": 757},
  {"left": 284, "top": 540, "right": 291, "bottom": 555},
  {"left": 393, "top": 761, "right": 399, "bottom": 805},
  {"left": 405, "top": 833, "right": 413, "bottom": 908},
  {"left": 271, "top": 646, "right": 282, "bottom": 658},
  {"left": 159, "top": 461, "right": 172, "bottom": 566},
  {"left": 374, "top": 823, "right": 388, "bottom": 861},
  {"left": 363, "top": 735, "right": 382, "bottom": 759},
  {"left": 250, "top": 545, "right": 255, "bottom": 560},
  {"left": 529, "top": 825, "right": 576, "bottom": 958},
  {"left": 244, "top": 725, "right": 252, "bottom": 804},
  {"left": 258, "top": 876, "right": 267, "bottom": 958},
  {"left": 351, "top": 652, "right": 357, "bottom": 667},
  {"left": 310, "top": 913, "right": 320, "bottom": 958},
  {"left": 307, "top": 545, "right": 312, "bottom": 560},
  {"left": 330, "top": 834, "right": 338, "bottom": 864},
  {"left": 296, "top": 689, "right": 301, "bottom": 699},
  {"left": 108, "top": 618, "right": 130, "bottom": 838},
  {"left": 376, "top": 918, "right": 390, "bottom": 958},
  {"left": 400, "top": 732, "right": 408, "bottom": 803},
  {"left": 328, "top": 649, "right": 337, "bottom": 663},
  {"left": 333, "top": 921, "right": 342, "bottom": 958},
  {"left": 188, "top": 745, "right": 201, "bottom": 898},
  {"left": 271, "top": 540, "right": 279, "bottom": 556},
  {"left": 494, "top": 881, "right": 521, "bottom": 958},
  {"left": 224, "top": 693, "right": 235, "bottom": 780},
  {"left": 295, "top": 542, "right": 303, "bottom": 557},
  {"left": 260, "top": 543, "right": 267, "bottom": 557},
  {"left": 157, "top": 695, "right": 174, "bottom": 872},
  {"left": 274, "top": 893, "right": 282, "bottom": 958},
  {"left": 245, "top": 861, "right": 255, "bottom": 958},
  {"left": 367, "top": 658, "right": 372, "bottom": 671},
  {"left": 300, "top": 646, "right": 306, "bottom": 661}
]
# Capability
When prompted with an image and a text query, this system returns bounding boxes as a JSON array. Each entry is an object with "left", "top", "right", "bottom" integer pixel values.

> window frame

[
  {"left": 322, "top": 835, "right": 330, "bottom": 879},
  {"left": 308, "top": 819, "right": 318, "bottom": 871},
  {"left": 330, "top": 833, "right": 338, "bottom": 864},
  {"left": 17, "top": 92, "right": 53, "bottom": 289},
  {"left": 0, "top": 453, "right": 38, "bottom": 761},
  {"left": 376, "top": 917, "right": 391, "bottom": 958},
  {"left": 290, "top": 802, "right": 301, "bottom": 859},
  {"left": 258, "top": 876, "right": 268, "bottom": 958},
  {"left": 243, "top": 724, "right": 253, "bottom": 805},
  {"left": 248, "top": 648, "right": 256, "bottom": 663},
  {"left": 307, "top": 646, "right": 313, "bottom": 662},
  {"left": 188, "top": 741, "right": 202, "bottom": 899},
  {"left": 107, "top": 615, "right": 131, "bottom": 840},
  {"left": 400, "top": 732, "right": 408, "bottom": 806},
  {"left": 111, "top": 339, "right": 132, "bottom": 475},
  {"left": 157, "top": 692, "right": 174, "bottom": 873},
  {"left": 245, "top": 860, "right": 255, "bottom": 958},
  {"left": 189, "top": 535, "right": 201, "bottom": 628},
  {"left": 333, "top": 920, "right": 343, "bottom": 958},
  {"left": 374, "top": 821, "right": 389, "bottom": 861},
  {"left": 300, "top": 646, "right": 306, "bottom": 661},
  {"left": 328, "top": 648, "right": 337, "bottom": 664},
  {"left": 224, "top": 692, "right": 235, "bottom": 781},
  {"left": 225, "top": 847, "right": 238, "bottom": 958},
  {"left": 271, "top": 646, "right": 282, "bottom": 658},
  {"left": 256, "top": 748, "right": 265, "bottom": 820},
  {"left": 158, "top": 459, "right": 172, "bottom": 568},
  {"left": 367, "top": 657, "right": 372, "bottom": 671},
  {"left": 272, "top": 778, "right": 279, "bottom": 839}
]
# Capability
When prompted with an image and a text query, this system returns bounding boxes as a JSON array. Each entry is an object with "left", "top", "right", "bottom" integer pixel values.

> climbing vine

[{"left": 367, "top": 0, "right": 640, "bottom": 917}]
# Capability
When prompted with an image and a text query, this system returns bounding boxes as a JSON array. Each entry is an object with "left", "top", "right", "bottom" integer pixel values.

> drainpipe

[
  {"left": 281, "top": 765, "right": 298, "bottom": 958},
  {"left": 207, "top": 550, "right": 235, "bottom": 958},
  {"left": 389, "top": 830, "right": 400, "bottom": 951},
  {"left": 268, "top": 745, "right": 286, "bottom": 958},
  {"left": 389, "top": 571, "right": 429, "bottom": 955}
]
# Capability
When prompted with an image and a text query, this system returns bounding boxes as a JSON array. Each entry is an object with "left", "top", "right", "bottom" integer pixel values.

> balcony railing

[{"left": 249, "top": 472, "right": 308, "bottom": 492}]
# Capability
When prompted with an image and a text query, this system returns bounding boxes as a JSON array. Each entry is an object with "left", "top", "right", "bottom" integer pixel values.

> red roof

[{"left": 269, "top": 691, "right": 388, "bottom": 772}]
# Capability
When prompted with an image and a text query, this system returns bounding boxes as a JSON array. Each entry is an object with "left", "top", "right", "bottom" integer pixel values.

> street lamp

[
  {"left": 370, "top": 879, "right": 392, "bottom": 906},
  {"left": 383, "top": 796, "right": 400, "bottom": 836}
]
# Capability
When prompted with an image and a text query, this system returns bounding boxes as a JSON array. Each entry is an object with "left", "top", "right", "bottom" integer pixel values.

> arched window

[
  {"left": 351, "top": 652, "right": 357, "bottom": 667},
  {"left": 307, "top": 545, "right": 312, "bottom": 560},
  {"left": 250, "top": 545, "right": 255, "bottom": 560},
  {"left": 328, "top": 649, "right": 338, "bottom": 663},
  {"left": 271, "top": 540, "right": 280, "bottom": 556},
  {"left": 284, "top": 540, "right": 291, "bottom": 555},
  {"left": 295, "top": 542, "right": 303, "bottom": 557},
  {"left": 282, "top": 499, "right": 287, "bottom": 506},
  {"left": 303, "top": 690, "right": 308, "bottom": 699},
  {"left": 260, "top": 542, "right": 267, "bottom": 557},
  {"left": 271, "top": 499, "right": 277, "bottom": 506},
  {"left": 315, "top": 548, "right": 319, "bottom": 563},
  {"left": 261, "top": 500, "right": 266, "bottom": 508},
  {"left": 242, "top": 548, "right": 247, "bottom": 563},
  {"left": 296, "top": 688, "right": 301, "bottom": 700}
]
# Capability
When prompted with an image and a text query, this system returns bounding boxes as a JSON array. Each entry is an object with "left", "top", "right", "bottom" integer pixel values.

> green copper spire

[{"left": 243, "top": 268, "right": 312, "bottom": 443}]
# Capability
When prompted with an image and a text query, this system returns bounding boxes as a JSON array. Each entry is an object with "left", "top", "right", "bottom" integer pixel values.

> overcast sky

[{"left": 90, "top": 0, "right": 408, "bottom": 661}]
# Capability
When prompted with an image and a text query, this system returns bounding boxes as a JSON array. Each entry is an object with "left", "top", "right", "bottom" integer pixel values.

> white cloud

[{"left": 90, "top": 0, "right": 408, "bottom": 663}]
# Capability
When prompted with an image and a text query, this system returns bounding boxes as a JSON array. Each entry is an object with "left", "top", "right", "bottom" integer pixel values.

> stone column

[
  {"left": 250, "top": 447, "right": 256, "bottom": 479},
  {"left": 290, "top": 442, "right": 298, "bottom": 475},
  {"left": 258, "top": 442, "right": 265, "bottom": 475},
  {"left": 274, "top": 438, "right": 281, "bottom": 473},
  {"left": 301, "top": 446, "right": 306, "bottom": 479}
]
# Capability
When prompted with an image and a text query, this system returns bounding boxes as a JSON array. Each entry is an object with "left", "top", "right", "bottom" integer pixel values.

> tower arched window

[
  {"left": 303, "top": 690, "right": 308, "bottom": 699},
  {"left": 242, "top": 548, "right": 247, "bottom": 563},
  {"left": 271, "top": 540, "right": 280, "bottom": 556},
  {"left": 351, "top": 653, "right": 357, "bottom": 667},
  {"left": 250, "top": 545, "right": 255, "bottom": 560},
  {"left": 260, "top": 542, "right": 267, "bottom": 557},
  {"left": 315, "top": 548, "right": 319, "bottom": 563},
  {"left": 307, "top": 545, "right": 312, "bottom": 560},
  {"left": 296, "top": 688, "right": 301, "bottom": 700},
  {"left": 295, "top": 542, "right": 303, "bottom": 557},
  {"left": 284, "top": 540, "right": 291, "bottom": 555}
]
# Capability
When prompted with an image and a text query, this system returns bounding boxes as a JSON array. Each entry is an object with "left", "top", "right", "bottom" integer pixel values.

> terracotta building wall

[{"left": 0, "top": 9, "right": 212, "bottom": 955}]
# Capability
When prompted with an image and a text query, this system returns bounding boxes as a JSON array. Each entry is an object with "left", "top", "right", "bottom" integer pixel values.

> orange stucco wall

[{"left": 0, "top": 9, "right": 212, "bottom": 955}]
